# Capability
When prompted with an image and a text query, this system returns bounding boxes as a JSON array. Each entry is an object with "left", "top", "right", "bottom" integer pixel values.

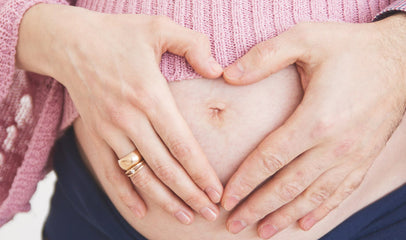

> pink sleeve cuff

[
  {"left": 0, "top": 0, "right": 72, "bottom": 226},
  {"left": 374, "top": 0, "right": 406, "bottom": 21}
]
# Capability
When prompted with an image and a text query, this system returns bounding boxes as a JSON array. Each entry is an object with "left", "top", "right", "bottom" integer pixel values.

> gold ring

[
  {"left": 118, "top": 150, "right": 143, "bottom": 171},
  {"left": 125, "top": 160, "right": 146, "bottom": 177}
]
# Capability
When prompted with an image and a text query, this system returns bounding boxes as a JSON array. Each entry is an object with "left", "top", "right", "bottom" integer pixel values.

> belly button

[
  {"left": 207, "top": 102, "right": 226, "bottom": 123},
  {"left": 210, "top": 107, "right": 222, "bottom": 119}
]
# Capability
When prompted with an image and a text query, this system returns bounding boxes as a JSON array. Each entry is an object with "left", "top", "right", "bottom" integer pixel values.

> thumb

[
  {"left": 160, "top": 17, "right": 223, "bottom": 79},
  {"left": 223, "top": 25, "right": 307, "bottom": 85}
]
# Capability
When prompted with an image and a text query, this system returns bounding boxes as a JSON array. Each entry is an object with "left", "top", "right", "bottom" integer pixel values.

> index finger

[
  {"left": 222, "top": 107, "right": 317, "bottom": 210},
  {"left": 142, "top": 69, "right": 223, "bottom": 203}
]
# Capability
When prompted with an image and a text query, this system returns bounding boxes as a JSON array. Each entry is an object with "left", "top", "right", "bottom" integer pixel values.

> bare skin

[
  {"left": 16, "top": 3, "right": 406, "bottom": 238},
  {"left": 74, "top": 67, "right": 406, "bottom": 239},
  {"left": 222, "top": 14, "right": 406, "bottom": 238},
  {"left": 16, "top": 3, "right": 224, "bottom": 224}
]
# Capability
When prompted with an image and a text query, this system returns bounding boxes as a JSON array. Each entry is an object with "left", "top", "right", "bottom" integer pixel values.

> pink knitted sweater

[{"left": 0, "top": 0, "right": 405, "bottom": 226}]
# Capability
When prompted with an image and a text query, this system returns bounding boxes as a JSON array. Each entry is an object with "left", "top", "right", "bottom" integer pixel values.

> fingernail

[
  {"left": 228, "top": 220, "right": 247, "bottom": 234},
  {"left": 301, "top": 217, "right": 316, "bottom": 231},
  {"left": 225, "top": 62, "right": 244, "bottom": 80},
  {"left": 200, "top": 207, "right": 218, "bottom": 222},
  {"left": 209, "top": 57, "right": 223, "bottom": 74},
  {"left": 175, "top": 210, "right": 192, "bottom": 225},
  {"left": 259, "top": 224, "right": 278, "bottom": 239},
  {"left": 205, "top": 187, "right": 221, "bottom": 203},
  {"left": 223, "top": 195, "right": 240, "bottom": 211}
]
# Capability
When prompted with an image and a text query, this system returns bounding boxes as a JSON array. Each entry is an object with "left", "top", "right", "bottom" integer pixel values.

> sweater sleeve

[
  {"left": 0, "top": 0, "right": 76, "bottom": 226},
  {"left": 374, "top": 0, "right": 406, "bottom": 21},
  {"left": 0, "top": 0, "right": 75, "bottom": 103}
]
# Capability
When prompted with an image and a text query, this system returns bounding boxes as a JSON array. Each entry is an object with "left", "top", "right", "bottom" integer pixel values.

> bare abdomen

[{"left": 74, "top": 65, "right": 406, "bottom": 240}]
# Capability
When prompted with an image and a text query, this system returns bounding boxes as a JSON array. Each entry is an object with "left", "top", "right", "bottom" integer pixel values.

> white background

[{"left": 0, "top": 172, "right": 56, "bottom": 240}]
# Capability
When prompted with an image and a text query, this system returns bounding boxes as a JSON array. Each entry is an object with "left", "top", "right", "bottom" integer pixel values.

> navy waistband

[
  {"left": 44, "top": 127, "right": 406, "bottom": 240},
  {"left": 44, "top": 127, "right": 147, "bottom": 240}
]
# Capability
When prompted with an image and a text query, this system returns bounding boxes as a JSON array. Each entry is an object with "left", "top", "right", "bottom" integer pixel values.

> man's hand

[{"left": 221, "top": 14, "right": 406, "bottom": 238}]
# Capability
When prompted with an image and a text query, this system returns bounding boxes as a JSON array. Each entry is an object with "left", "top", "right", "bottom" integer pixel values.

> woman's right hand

[{"left": 16, "top": 4, "right": 223, "bottom": 224}]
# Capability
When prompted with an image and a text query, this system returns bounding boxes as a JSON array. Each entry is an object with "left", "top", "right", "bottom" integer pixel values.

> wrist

[
  {"left": 16, "top": 4, "right": 91, "bottom": 83},
  {"left": 374, "top": 13, "right": 406, "bottom": 64},
  {"left": 373, "top": 13, "right": 406, "bottom": 96}
]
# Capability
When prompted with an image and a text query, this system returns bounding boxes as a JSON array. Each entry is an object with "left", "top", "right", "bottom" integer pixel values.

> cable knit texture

[{"left": 0, "top": 0, "right": 405, "bottom": 226}]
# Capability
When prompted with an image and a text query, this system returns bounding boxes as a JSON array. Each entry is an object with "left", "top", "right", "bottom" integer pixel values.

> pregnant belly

[
  {"left": 74, "top": 66, "right": 406, "bottom": 240},
  {"left": 169, "top": 66, "right": 302, "bottom": 184}
]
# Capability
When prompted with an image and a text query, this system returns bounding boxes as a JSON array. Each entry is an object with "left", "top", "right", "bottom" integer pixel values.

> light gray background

[{"left": 0, "top": 172, "right": 56, "bottom": 240}]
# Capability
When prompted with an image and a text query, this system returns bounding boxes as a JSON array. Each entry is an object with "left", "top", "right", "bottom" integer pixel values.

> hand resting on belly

[{"left": 73, "top": 65, "right": 406, "bottom": 240}]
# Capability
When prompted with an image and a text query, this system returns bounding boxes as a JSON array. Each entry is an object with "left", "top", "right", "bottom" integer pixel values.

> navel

[{"left": 207, "top": 101, "right": 227, "bottom": 125}]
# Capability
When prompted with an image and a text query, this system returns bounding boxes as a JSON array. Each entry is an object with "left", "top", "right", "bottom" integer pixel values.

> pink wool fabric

[{"left": 0, "top": 0, "right": 404, "bottom": 226}]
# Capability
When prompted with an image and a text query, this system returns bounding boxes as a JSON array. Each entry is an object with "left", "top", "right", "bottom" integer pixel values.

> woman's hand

[
  {"left": 16, "top": 4, "right": 223, "bottom": 224},
  {"left": 221, "top": 15, "right": 406, "bottom": 238}
]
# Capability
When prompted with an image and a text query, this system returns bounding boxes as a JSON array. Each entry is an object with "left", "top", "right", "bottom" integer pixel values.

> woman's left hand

[{"left": 221, "top": 14, "right": 406, "bottom": 238}]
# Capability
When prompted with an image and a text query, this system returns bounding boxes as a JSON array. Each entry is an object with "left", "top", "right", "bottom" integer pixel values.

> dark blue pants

[{"left": 43, "top": 128, "right": 406, "bottom": 239}]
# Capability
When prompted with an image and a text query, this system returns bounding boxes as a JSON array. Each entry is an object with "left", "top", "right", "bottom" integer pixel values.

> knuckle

[
  {"left": 130, "top": 167, "right": 151, "bottom": 189},
  {"left": 245, "top": 203, "right": 264, "bottom": 221},
  {"left": 108, "top": 106, "right": 127, "bottom": 127},
  {"left": 239, "top": 178, "right": 257, "bottom": 194},
  {"left": 291, "top": 22, "right": 312, "bottom": 42},
  {"left": 309, "top": 188, "right": 331, "bottom": 205},
  {"left": 151, "top": 15, "right": 172, "bottom": 30},
  {"left": 342, "top": 177, "right": 363, "bottom": 197},
  {"left": 133, "top": 88, "right": 161, "bottom": 113},
  {"left": 251, "top": 41, "right": 276, "bottom": 63},
  {"left": 186, "top": 34, "right": 210, "bottom": 55},
  {"left": 117, "top": 190, "right": 133, "bottom": 205},
  {"left": 277, "top": 212, "right": 294, "bottom": 226},
  {"left": 278, "top": 182, "right": 302, "bottom": 202},
  {"left": 189, "top": 171, "right": 208, "bottom": 187},
  {"left": 162, "top": 201, "right": 178, "bottom": 214},
  {"left": 169, "top": 140, "right": 192, "bottom": 160},
  {"left": 196, "top": 34, "right": 210, "bottom": 47},
  {"left": 199, "top": 33, "right": 210, "bottom": 43},
  {"left": 109, "top": 110, "right": 122, "bottom": 125},
  {"left": 183, "top": 194, "right": 203, "bottom": 208},
  {"left": 93, "top": 121, "right": 107, "bottom": 136},
  {"left": 258, "top": 149, "right": 285, "bottom": 175},
  {"left": 232, "top": 178, "right": 257, "bottom": 197},
  {"left": 320, "top": 202, "right": 336, "bottom": 214},
  {"left": 154, "top": 164, "right": 177, "bottom": 184},
  {"left": 332, "top": 138, "right": 355, "bottom": 158},
  {"left": 191, "top": 33, "right": 209, "bottom": 46},
  {"left": 311, "top": 117, "right": 335, "bottom": 139},
  {"left": 105, "top": 169, "right": 121, "bottom": 185}
]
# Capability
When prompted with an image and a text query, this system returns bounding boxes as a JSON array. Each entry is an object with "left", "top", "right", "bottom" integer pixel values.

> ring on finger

[
  {"left": 118, "top": 150, "right": 143, "bottom": 171},
  {"left": 125, "top": 160, "right": 146, "bottom": 177}
]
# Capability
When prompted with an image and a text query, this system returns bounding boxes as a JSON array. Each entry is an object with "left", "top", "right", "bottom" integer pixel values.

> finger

[
  {"left": 298, "top": 166, "right": 368, "bottom": 231},
  {"left": 159, "top": 17, "right": 223, "bottom": 78},
  {"left": 100, "top": 123, "right": 138, "bottom": 159},
  {"left": 222, "top": 105, "right": 318, "bottom": 211},
  {"left": 225, "top": 145, "right": 333, "bottom": 234},
  {"left": 128, "top": 162, "right": 196, "bottom": 225},
  {"left": 223, "top": 25, "right": 306, "bottom": 85},
  {"left": 90, "top": 129, "right": 148, "bottom": 219},
  {"left": 256, "top": 164, "right": 351, "bottom": 239},
  {"left": 120, "top": 59, "right": 223, "bottom": 205},
  {"left": 106, "top": 161, "right": 147, "bottom": 219},
  {"left": 137, "top": 67, "right": 223, "bottom": 204},
  {"left": 123, "top": 110, "right": 220, "bottom": 222}
]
